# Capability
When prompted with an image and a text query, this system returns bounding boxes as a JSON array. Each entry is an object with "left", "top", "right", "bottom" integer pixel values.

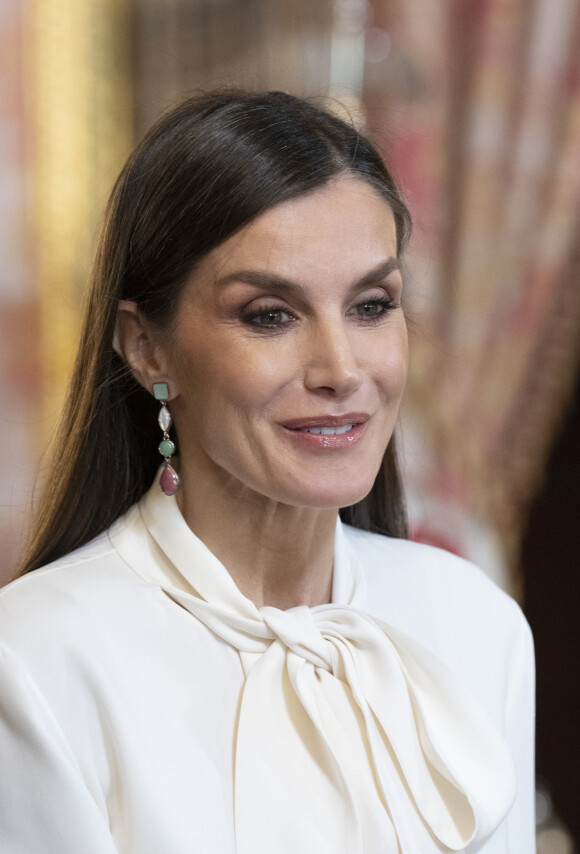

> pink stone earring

[{"left": 153, "top": 382, "right": 179, "bottom": 496}]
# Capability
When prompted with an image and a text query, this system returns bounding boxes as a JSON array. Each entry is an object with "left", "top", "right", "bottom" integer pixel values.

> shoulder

[
  {"left": 345, "top": 524, "right": 520, "bottom": 618},
  {"left": 0, "top": 512, "right": 155, "bottom": 658},
  {"left": 344, "top": 525, "right": 533, "bottom": 692}
]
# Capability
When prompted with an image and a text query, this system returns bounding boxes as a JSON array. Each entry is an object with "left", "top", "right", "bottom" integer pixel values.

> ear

[{"left": 113, "top": 300, "right": 174, "bottom": 396}]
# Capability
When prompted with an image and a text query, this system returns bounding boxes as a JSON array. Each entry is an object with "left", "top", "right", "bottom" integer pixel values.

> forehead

[{"left": 198, "top": 175, "right": 398, "bottom": 283}]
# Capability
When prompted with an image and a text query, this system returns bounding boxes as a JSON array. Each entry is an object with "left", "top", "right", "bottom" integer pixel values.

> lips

[
  {"left": 281, "top": 413, "right": 369, "bottom": 431},
  {"left": 279, "top": 413, "right": 369, "bottom": 448}
]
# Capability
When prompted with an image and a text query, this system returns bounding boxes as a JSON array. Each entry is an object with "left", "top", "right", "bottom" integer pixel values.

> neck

[{"left": 176, "top": 461, "right": 337, "bottom": 610}]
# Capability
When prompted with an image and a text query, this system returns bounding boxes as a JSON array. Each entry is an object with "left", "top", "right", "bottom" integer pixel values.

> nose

[{"left": 303, "top": 320, "right": 362, "bottom": 397}]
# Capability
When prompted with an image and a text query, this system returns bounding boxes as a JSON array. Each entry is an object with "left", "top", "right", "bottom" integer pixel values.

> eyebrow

[{"left": 215, "top": 258, "right": 400, "bottom": 297}]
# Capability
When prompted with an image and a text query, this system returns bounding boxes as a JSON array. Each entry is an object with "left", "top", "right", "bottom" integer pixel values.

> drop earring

[{"left": 153, "top": 382, "right": 180, "bottom": 496}]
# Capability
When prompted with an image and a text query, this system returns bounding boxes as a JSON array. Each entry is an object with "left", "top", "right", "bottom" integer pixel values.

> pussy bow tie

[{"left": 138, "top": 489, "right": 516, "bottom": 854}]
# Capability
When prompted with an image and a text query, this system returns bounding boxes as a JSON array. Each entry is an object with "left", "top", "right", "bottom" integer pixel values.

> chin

[{"left": 278, "top": 476, "right": 376, "bottom": 511}]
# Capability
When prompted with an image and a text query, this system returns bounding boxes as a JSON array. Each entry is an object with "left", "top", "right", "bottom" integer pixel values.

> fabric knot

[
  {"left": 260, "top": 605, "right": 339, "bottom": 673},
  {"left": 163, "top": 589, "right": 516, "bottom": 853},
  {"left": 138, "top": 486, "right": 517, "bottom": 854}
]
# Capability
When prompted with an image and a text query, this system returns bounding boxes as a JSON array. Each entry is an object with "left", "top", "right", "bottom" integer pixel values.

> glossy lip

[
  {"left": 280, "top": 412, "right": 369, "bottom": 430},
  {"left": 279, "top": 413, "right": 369, "bottom": 449}
]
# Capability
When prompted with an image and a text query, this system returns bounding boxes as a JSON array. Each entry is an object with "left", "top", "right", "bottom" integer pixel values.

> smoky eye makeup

[
  {"left": 347, "top": 278, "right": 402, "bottom": 315},
  {"left": 352, "top": 295, "right": 401, "bottom": 319},
  {"left": 239, "top": 300, "right": 297, "bottom": 333},
  {"left": 223, "top": 264, "right": 403, "bottom": 333}
]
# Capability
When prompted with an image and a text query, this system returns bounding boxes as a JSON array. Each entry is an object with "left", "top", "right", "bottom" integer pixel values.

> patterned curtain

[{"left": 362, "top": 0, "right": 580, "bottom": 580}]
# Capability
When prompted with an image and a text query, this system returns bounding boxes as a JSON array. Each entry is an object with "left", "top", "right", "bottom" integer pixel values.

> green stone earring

[{"left": 153, "top": 382, "right": 179, "bottom": 496}]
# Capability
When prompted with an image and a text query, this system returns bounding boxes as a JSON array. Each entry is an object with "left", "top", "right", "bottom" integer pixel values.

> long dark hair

[{"left": 18, "top": 90, "right": 412, "bottom": 576}]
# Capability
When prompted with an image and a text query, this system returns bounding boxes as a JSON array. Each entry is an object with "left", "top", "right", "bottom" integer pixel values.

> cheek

[
  {"left": 173, "top": 335, "right": 290, "bottom": 418},
  {"left": 371, "top": 327, "right": 408, "bottom": 396}
]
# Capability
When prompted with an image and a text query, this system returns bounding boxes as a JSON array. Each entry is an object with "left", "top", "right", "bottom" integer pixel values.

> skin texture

[{"left": 115, "top": 176, "right": 408, "bottom": 609}]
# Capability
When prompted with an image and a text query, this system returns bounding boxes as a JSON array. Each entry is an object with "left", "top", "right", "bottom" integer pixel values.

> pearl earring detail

[{"left": 153, "top": 382, "right": 179, "bottom": 496}]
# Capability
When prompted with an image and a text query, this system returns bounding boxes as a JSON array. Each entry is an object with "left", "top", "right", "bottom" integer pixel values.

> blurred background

[{"left": 1, "top": 0, "right": 579, "bottom": 848}]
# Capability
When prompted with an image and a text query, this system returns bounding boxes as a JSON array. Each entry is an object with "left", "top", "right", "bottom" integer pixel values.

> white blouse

[{"left": 0, "top": 479, "right": 535, "bottom": 853}]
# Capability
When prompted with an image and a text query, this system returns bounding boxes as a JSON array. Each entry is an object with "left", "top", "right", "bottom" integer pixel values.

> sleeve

[
  {"left": 0, "top": 642, "right": 119, "bottom": 854},
  {"left": 502, "top": 612, "right": 536, "bottom": 852}
]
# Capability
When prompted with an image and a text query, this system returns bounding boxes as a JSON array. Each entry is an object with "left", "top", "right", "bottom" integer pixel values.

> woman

[{"left": 0, "top": 92, "right": 534, "bottom": 853}]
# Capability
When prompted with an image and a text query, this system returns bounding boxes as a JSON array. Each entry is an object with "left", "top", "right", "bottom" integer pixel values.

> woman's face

[{"left": 165, "top": 175, "right": 408, "bottom": 510}]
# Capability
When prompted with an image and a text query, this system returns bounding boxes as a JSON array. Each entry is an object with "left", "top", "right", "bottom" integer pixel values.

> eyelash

[
  {"left": 242, "top": 297, "right": 401, "bottom": 332},
  {"left": 352, "top": 297, "right": 401, "bottom": 321}
]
